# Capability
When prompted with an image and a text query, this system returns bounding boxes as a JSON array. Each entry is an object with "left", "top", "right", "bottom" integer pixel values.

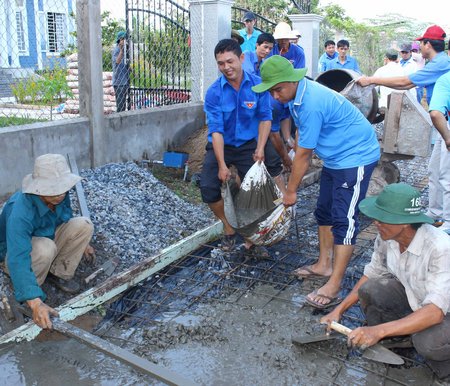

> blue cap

[{"left": 116, "top": 31, "right": 126, "bottom": 41}]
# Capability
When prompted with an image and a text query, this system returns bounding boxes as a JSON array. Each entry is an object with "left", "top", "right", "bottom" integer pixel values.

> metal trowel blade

[{"left": 292, "top": 331, "right": 340, "bottom": 345}]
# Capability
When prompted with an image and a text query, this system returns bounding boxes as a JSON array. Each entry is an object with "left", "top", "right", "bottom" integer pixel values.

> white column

[
  {"left": 8, "top": 1, "right": 21, "bottom": 67},
  {"left": 188, "top": 0, "right": 233, "bottom": 102},
  {"left": 289, "top": 14, "right": 323, "bottom": 79},
  {"left": 0, "top": 0, "right": 9, "bottom": 67},
  {"left": 34, "top": 0, "right": 43, "bottom": 70}
]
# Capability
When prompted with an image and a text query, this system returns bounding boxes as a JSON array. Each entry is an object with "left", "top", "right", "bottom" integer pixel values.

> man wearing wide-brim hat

[
  {"left": 0, "top": 154, "right": 94, "bottom": 329},
  {"left": 252, "top": 56, "right": 380, "bottom": 309},
  {"left": 266, "top": 21, "right": 305, "bottom": 69},
  {"left": 321, "top": 183, "right": 450, "bottom": 379}
]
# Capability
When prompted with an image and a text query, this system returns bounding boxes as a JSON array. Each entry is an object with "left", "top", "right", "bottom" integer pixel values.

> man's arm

[
  {"left": 348, "top": 303, "right": 444, "bottom": 349},
  {"left": 357, "top": 75, "right": 415, "bottom": 90},
  {"left": 269, "top": 130, "right": 292, "bottom": 171},
  {"left": 430, "top": 110, "right": 450, "bottom": 148},
  {"left": 283, "top": 147, "right": 313, "bottom": 206},
  {"left": 211, "top": 132, "right": 230, "bottom": 182},
  {"left": 254, "top": 120, "right": 271, "bottom": 161}
]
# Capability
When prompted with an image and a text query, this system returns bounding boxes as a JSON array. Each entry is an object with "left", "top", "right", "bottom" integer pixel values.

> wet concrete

[{"left": 1, "top": 147, "right": 449, "bottom": 385}]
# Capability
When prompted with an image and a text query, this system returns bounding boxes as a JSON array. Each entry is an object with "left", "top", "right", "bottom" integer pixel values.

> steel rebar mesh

[{"left": 0, "top": 0, "right": 79, "bottom": 126}]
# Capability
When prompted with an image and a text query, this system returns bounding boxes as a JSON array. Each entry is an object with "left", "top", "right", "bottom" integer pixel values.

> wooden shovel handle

[{"left": 330, "top": 321, "right": 353, "bottom": 336}]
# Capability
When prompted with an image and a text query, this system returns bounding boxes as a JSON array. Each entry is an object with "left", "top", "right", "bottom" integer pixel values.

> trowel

[
  {"left": 84, "top": 258, "right": 119, "bottom": 284},
  {"left": 292, "top": 321, "right": 404, "bottom": 365}
]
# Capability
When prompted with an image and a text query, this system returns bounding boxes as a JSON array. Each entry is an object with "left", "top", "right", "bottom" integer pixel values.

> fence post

[
  {"left": 76, "top": 0, "right": 106, "bottom": 168},
  {"left": 289, "top": 14, "right": 323, "bottom": 80},
  {"left": 188, "top": 0, "right": 233, "bottom": 102}
]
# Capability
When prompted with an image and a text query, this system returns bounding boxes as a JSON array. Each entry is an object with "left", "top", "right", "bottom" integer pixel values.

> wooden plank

[
  {"left": 0, "top": 221, "right": 222, "bottom": 344},
  {"left": 52, "top": 318, "right": 195, "bottom": 386},
  {"left": 67, "top": 153, "right": 91, "bottom": 219}
]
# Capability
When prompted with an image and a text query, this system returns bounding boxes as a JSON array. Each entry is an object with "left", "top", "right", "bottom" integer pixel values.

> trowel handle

[{"left": 330, "top": 321, "right": 353, "bottom": 336}]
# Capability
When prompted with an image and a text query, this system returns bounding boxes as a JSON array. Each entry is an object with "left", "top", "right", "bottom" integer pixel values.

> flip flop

[
  {"left": 304, "top": 290, "right": 343, "bottom": 309},
  {"left": 292, "top": 266, "right": 331, "bottom": 280}
]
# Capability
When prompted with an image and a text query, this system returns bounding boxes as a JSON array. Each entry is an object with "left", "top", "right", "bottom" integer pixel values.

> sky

[{"left": 319, "top": 0, "right": 450, "bottom": 32}]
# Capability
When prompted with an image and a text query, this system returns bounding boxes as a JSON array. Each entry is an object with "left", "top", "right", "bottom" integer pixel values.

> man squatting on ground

[
  {"left": 0, "top": 154, "right": 94, "bottom": 330},
  {"left": 253, "top": 56, "right": 380, "bottom": 309},
  {"left": 357, "top": 25, "right": 450, "bottom": 233},
  {"left": 199, "top": 39, "right": 285, "bottom": 256},
  {"left": 321, "top": 183, "right": 450, "bottom": 379}
]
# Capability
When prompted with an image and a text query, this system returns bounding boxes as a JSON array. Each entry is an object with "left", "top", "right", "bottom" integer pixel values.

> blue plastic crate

[{"left": 163, "top": 152, "right": 189, "bottom": 168}]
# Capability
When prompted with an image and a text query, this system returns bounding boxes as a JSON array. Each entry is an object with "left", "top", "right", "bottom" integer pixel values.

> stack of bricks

[{"left": 64, "top": 53, "right": 116, "bottom": 114}]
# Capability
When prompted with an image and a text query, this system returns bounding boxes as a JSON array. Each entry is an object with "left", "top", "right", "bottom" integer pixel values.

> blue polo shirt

[
  {"left": 239, "top": 28, "right": 262, "bottom": 52},
  {"left": 0, "top": 192, "right": 73, "bottom": 302},
  {"left": 429, "top": 71, "right": 450, "bottom": 117},
  {"left": 409, "top": 51, "right": 450, "bottom": 105},
  {"left": 268, "top": 43, "right": 305, "bottom": 69},
  {"left": 204, "top": 71, "right": 272, "bottom": 147},
  {"left": 112, "top": 45, "right": 129, "bottom": 86},
  {"left": 326, "top": 55, "right": 361, "bottom": 73},
  {"left": 242, "top": 50, "right": 262, "bottom": 76},
  {"left": 318, "top": 51, "right": 338, "bottom": 72},
  {"left": 289, "top": 79, "right": 380, "bottom": 169}
]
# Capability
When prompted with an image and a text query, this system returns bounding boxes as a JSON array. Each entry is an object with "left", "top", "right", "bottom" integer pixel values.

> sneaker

[
  {"left": 220, "top": 233, "right": 238, "bottom": 252},
  {"left": 46, "top": 273, "right": 80, "bottom": 294},
  {"left": 241, "top": 244, "right": 270, "bottom": 260}
]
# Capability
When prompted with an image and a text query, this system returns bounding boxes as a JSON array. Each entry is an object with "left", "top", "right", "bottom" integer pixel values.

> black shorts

[{"left": 200, "top": 139, "right": 282, "bottom": 203}]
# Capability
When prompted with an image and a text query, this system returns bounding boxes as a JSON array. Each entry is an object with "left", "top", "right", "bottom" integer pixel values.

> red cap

[{"left": 415, "top": 25, "right": 446, "bottom": 41}]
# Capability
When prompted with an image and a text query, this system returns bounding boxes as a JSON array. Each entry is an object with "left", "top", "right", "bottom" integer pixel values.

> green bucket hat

[
  {"left": 252, "top": 56, "right": 307, "bottom": 93},
  {"left": 359, "top": 183, "right": 433, "bottom": 225}
]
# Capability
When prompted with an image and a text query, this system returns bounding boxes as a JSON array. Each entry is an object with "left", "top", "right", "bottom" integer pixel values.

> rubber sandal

[
  {"left": 292, "top": 266, "right": 331, "bottom": 280},
  {"left": 304, "top": 290, "right": 342, "bottom": 309}
]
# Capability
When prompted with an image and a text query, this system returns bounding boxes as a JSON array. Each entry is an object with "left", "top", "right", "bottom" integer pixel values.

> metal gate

[{"left": 125, "top": 0, "right": 190, "bottom": 109}]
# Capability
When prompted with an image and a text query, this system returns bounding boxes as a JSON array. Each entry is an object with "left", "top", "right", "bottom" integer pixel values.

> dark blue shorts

[
  {"left": 314, "top": 161, "right": 377, "bottom": 245},
  {"left": 200, "top": 139, "right": 282, "bottom": 203}
]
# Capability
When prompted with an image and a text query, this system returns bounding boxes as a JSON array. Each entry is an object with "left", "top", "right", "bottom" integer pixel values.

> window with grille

[
  {"left": 16, "top": 10, "right": 26, "bottom": 52},
  {"left": 47, "top": 12, "right": 66, "bottom": 53}
]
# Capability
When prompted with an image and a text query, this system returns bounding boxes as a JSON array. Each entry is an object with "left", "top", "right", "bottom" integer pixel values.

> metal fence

[
  {"left": 124, "top": 0, "right": 191, "bottom": 110},
  {"left": 0, "top": 0, "right": 78, "bottom": 126}
]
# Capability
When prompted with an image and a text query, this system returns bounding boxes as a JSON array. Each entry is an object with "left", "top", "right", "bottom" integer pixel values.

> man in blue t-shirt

[
  {"left": 267, "top": 22, "right": 305, "bottom": 69},
  {"left": 318, "top": 40, "right": 338, "bottom": 73},
  {"left": 112, "top": 31, "right": 130, "bottom": 112},
  {"left": 238, "top": 11, "right": 261, "bottom": 52},
  {"left": 428, "top": 70, "right": 450, "bottom": 233},
  {"left": 253, "top": 56, "right": 380, "bottom": 309},
  {"left": 358, "top": 24, "right": 450, "bottom": 230},
  {"left": 325, "top": 39, "right": 360, "bottom": 73},
  {"left": 201, "top": 39, "right": 283, "bottom": 257}
]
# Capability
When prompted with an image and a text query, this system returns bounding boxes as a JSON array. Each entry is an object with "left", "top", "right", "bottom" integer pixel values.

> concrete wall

[{"left": 0, "top": 102, "right": 205, "bottom": 198}]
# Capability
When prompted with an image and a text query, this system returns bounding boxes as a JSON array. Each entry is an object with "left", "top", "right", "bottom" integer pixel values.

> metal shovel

[{"left": 292, "top": 321, "right": 404, "bottom": 365}]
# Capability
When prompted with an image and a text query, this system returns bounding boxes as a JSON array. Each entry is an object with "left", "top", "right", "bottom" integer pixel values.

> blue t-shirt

[
  {"left": 242, "top": 50, "right": 262, "bottom": 76},
  {"left": 239, "top": 28, "right": 262, "bottom": 52},
  {"left": 268, "top": 43, "right": 305, "bottom": 69},
  {"left": 326, "top": 55, "right": 361, "bottom": 73},
  {"left": 409, "top": 52, "right": 450, "bottom": 105},
  {"left": 318, "top": 51, "right": 338, "bottom": 73},
  {"left": 289, "top": 79, "right": 380, "bottom": 169},
  {"left": 271, "top": 98, "right": 290, "bottom": 132},
  {"left": 112, "top": 45, "right": 129, "bottom": 86},
  {"left": 204, "top": 71, "right": 272, "bottom": 147},
  {"left": 428, "top": 71, "right": 450, "bottom": 117},
  {"left": 0, "top": 192, "right": 73, "bottom": 302}
]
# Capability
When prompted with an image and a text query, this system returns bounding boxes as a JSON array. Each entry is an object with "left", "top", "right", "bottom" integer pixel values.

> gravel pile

[{"left": 72, "top": 162, "right": 214, "bottom": 270}]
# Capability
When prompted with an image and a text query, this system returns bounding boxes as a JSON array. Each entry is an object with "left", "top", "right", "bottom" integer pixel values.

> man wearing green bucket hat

[
  {"left": 253, "top": 55, "right": 380, "bottom": 309},
  {"left": 321, "top": 183, "right": 450, "bottom": 378}
]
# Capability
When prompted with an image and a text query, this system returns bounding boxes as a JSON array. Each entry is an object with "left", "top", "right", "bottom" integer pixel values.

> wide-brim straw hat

[
  {"left": 22, "top": 154, "right": 82, "bottom": 196},
  {"left": 273, "top": 22, "right": 297, "bottom": 40}
]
